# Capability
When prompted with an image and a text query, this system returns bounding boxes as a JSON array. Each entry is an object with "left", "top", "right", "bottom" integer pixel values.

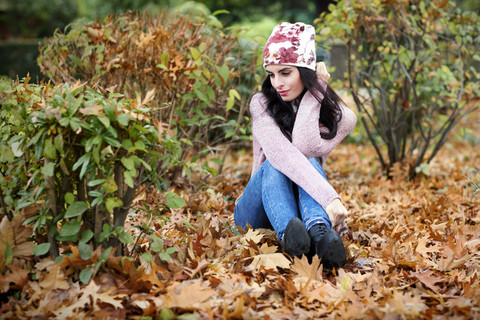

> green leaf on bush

[
  {"left": 216, "top": 64, "right": 229, "bottom": 83},
  {"left": 34, "top": 243, "right": 51, "bottom": 256},
  {"left": 165, "top": 192, "right": 186, "bottom": 209},
  {"left": 119, "top": 231, "right": 134, "bottom": 245},
  {"left": 210, "top": 158, "right": 223, "bottom": 166},
  {"left": 98, "top": 116, "right": 110, "bottom": 128},
  {"left": 156, "top": 63, "right": 168, "bottom": 70},
  {"left": 117, "top": 113, "right": 130, "bottom": 126},
  {"left": 87, "top": 179, "right": 106, "bottom": 187},
  {"left": 190, "top": 47, "right": 201, "bottom": 60},
  {"left": 160, "top": 51, "right": 169, "bottom": 66},
  {"left": 54, "top": 134, "right": 65, "bottom": 156},
  {"left": 64, "top": 192, "right": 74, "bottom": 205},
  {"left": 41, "top": 162, "right": 56, "bottom": 177},
  {"left": 98, "top": 224, "right": 111, "bottom": 243},
  {"left": 151, "top": 238, "right": 164, "bottom": 253},
  {"left": 103, "top": 177, "right": 118, "bottom": 194},
  {"left": 78, "top": 241, "right": 92, "bottom": 260},
  {"left": 59, "top": 220, "right": 81, "bottom": 237},
  {"left": 64, "top": 201, "right": 88, "bottom": 218},
  {"left": 121, "top": 157, "right": 135, "bottom": 171},
  {"left": 79, "top": 268, "right": 93, "bottom": 284},
  {"left": 122, "top": 139, "right": 133, "bottom": 150},
  {"left": 73, "top": 152, "right": 91, "bottom": 171},
  {"left": 124, "top": 171, "right": 134, "bottom": 188},
  {"left": 105, "top": 197, "right": 123, "bottom": 213},
  {"left": 80, "top": 230, "right": 94, "bottom": 243},
  {"left": 212, "top": 9, "right": 230, "bottom": 16},
  {"left": 141, "top": 252, "right": 153, "bottom": 263},
  {"left": 69, "top": 118, "right": 83, "bottom": 132},
  {"left": 68, "top": 54, "right": 82, "bottom": 68},
  {"left": 0, "top": 144, "right": 14, "bottom": 162},
  {"left": 159, "top": 308, "right": 175, "bottom": 320},
  {"left": 43, "top": 138, "right": 56, "bottom": 160}
]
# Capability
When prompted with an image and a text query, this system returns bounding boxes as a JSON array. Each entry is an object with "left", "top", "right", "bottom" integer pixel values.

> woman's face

[{"left": 265, "top": 64, "right": 305, "bottom": 102}]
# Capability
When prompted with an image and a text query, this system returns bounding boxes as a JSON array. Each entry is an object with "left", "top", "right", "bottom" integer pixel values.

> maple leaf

[
  {"left": 415, "top": 237, "right": 441, "bottom": 259},
  {"left": 241, "top": 229, "right": 264, "bottom": 245},
  {"left": 411, "top": 269, "right": 443, "bottom": 292},
  {"left": 379, "top": 290, "right": 428, "bottom": 316},
  {"left": 259, "top": 243, "right": 278, "bottom": 255},
  {"left": 162, "top": 280, "right": 215, "bottom": 310},
  {"left": 291, "top": 255, "right": 322, "bottom": 281},
  {"left": 0, "top": 266, "right": 29, "bottom": 292},
  {"left": 0, "top": 205, "right": 37, "bottom": 267},
  {"left": 54, "top": 280, "right": 125, "bottom": 318},
  {"left": 39, "top": 264, "right": 70, "bottom": 291},
  {"left": 246, "top": 253, "right": 291, "bottom": 271}
]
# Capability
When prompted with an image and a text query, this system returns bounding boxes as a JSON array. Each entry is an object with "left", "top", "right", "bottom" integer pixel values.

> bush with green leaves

[
  {"left": 318, "top": 0, "right": 480, "bottom": 178},
  {"left": 0, "top": 77, "right": 184, "bottom": 265},
  {"left": 38, "top": 8, "right": 262, "bottom": 176}
]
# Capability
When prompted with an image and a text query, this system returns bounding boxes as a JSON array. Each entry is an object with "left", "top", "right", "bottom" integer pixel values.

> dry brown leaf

[
  {"left": 0, "top": 205, "right": 37, "bottom": 266},
  {"left": 39, "top": 264, "right": 70, "bottom": 291},
  {"left": 291, "top": 255, "right": 322, "bottom": 281},
  {"left": 258, "top": 243, "right": 278, "bottom": 255},
  {"left": 247, "top": 253, "right": 291, "bottom": 271},
  {"left": 241, "top": 229, "right": 263, "bottom": 245},
  {"left": 411, "top": 269, "right": 443, "bottom": 292},
  {"left": 162, "top": 280, "right": 215, "bottom": 309},
  {"left": 0, "top": 267, "right": 29, "bottom": 292}
]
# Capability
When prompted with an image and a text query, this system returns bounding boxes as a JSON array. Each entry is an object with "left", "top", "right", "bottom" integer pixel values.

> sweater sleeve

[
  {"left": 249, "top": 93, "right": 340, "bottom": 209},
  {"left": 292, "top": 80, "right": 357, "bottom": 159}
]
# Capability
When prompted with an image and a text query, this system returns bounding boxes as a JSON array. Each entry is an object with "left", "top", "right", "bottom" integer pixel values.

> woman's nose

[{"left": 272, "top": 77, "right": 283, "bottom": 89}]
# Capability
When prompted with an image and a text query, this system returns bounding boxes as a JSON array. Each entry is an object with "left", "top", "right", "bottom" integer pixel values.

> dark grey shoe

[
  {"left": 283, "top": 217, "right": 311, "bottom": 259},
  {"left": 308, "top": 223, "right": 346, "bottom": 269}
]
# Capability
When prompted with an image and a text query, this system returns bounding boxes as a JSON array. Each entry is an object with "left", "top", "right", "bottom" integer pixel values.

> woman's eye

[{"left": 282, "top": 72, "right": 290, "bottom": 76}]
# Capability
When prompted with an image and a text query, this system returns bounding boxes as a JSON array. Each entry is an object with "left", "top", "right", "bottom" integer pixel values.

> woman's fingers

[
  {"left": 326, "top": 198, "right": 348, "bottom": 228},
  {"left": 316, "top": 62, "right": 330, "bottom": 82}
]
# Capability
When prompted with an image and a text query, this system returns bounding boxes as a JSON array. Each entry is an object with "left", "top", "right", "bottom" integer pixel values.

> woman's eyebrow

[{"left": 266, "top": 67, "right": 292, "bottom": 74}]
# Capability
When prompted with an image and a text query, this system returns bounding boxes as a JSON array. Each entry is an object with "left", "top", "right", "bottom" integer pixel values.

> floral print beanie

[{"left": 263, "top": 22, "right": 316, "bottom": 71}]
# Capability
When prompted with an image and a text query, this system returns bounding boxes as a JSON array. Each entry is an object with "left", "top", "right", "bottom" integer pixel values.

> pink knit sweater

[{"left": 249, "top": 80, "right": 357, "bottom": 209}]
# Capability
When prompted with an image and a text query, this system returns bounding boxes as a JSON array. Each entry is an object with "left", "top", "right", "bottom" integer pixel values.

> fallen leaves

[{"left": 1, "top": 112, "right": 479, "bottom": 319}]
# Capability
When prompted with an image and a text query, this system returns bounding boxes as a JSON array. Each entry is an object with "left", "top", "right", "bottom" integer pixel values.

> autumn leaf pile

[{"left": 1, "top": 110, "right": 479, "bottom": 319}]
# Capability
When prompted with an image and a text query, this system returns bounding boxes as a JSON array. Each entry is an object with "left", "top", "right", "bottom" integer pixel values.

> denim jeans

[{"left": 234, "top": 158, "right": 332, "bottom": 243}]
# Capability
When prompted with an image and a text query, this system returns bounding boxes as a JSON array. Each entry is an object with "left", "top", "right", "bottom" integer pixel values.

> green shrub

[
  {"left": 319, "top": 0, "right": 480, "bottom": 178},
  {"left": 38, "top": 8, "right": 261, "bottom": 176},
  {"left": 0, "top": 77, "right": 183, "bottom": 267}
]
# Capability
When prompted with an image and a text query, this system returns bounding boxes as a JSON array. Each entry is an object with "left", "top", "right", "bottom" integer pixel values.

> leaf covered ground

[{"left": 1, "top": 111, "right": 479, "bottom": 319}]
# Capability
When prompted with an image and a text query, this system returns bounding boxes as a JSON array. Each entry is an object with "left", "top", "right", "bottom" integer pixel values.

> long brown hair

[{"left": 261, "top": 67, "right": 342, "bottom": 140}]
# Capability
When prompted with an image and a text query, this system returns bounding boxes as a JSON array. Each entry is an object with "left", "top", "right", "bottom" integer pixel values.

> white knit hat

[{"left": 263, "top": 22, "right": 316, "bottom": 71}]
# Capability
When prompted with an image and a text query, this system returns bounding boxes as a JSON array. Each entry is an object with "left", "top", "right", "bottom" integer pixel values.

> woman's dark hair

[{"left": 261, "top": 67, "right": 343, "bottom": 140}]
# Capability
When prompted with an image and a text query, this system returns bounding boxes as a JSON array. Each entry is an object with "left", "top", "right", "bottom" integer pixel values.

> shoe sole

[
  {"left": 283, "top": 217, "right": 311, "bottom": 259},
  {"left": 312, "top": 229, "right": 346, "bottom": 268}
]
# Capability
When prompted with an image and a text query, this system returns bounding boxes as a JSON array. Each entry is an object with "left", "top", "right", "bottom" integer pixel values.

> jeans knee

[{"left": 308, "top": 158, "right": 326, "bottom": 177}]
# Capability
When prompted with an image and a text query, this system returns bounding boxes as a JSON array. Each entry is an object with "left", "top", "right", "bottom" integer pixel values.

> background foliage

[
  {"left": 319, "top": 0, "right": 480, "bottom": 178},
  {"left": 0, "top": 77, "right": 185, "bottom": 279},
  {"left": 38, "top": 7, "right": 261, "bottom": 177}
]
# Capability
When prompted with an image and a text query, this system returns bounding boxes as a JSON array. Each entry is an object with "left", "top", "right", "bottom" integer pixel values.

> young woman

[{"left": 234, "top": 22, "right": 357, "bottom": 268}]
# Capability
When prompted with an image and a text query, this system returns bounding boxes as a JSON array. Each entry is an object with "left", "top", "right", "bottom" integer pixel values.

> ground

[{"left": 0, "top": 111, "right": 479, "bottom": 319}]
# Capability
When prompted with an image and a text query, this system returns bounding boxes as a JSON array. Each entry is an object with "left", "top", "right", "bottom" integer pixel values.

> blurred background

[{"left": 0, "top": 0, "right": 479, "bottom": 80}]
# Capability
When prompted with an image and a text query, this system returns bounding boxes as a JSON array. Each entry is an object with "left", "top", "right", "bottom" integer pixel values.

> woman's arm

[
  {"left": 291, "top": 85, "right": 357, "bottom": 159},
  {"left": 250, "top": 93, "right": 340, "bottom": 210}
]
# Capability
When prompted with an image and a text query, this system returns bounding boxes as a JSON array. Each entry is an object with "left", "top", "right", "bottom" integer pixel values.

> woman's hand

[
  {"left": 326, "top": 198, "right": 348, "bottom": 232},
  {"left": 316, "top": 62, "right": 330, "bottom": 82}
]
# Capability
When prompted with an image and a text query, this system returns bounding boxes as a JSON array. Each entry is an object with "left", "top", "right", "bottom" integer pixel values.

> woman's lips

[{"left": 278, "top": 90, "right": 290, "bottom": 96}]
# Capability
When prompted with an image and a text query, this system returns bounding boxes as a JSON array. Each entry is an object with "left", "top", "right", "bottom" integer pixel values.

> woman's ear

[{"left": 316, "top": 62, "right": 330, "bottom": 82}]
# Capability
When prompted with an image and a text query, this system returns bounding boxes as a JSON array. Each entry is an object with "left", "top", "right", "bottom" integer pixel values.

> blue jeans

[{"left": 234, "top": 158, "right": 332, "bottom": 243}]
